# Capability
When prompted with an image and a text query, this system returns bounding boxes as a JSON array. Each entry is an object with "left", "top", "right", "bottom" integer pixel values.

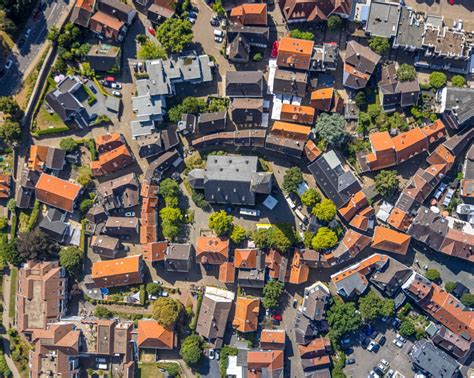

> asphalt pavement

[{"left": 0, "top": 0, "right": 69, "bottom": 96}]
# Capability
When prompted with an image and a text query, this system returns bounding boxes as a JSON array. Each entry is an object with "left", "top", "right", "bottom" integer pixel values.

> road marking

[{"left": 47, "top": 3, "right": 58, "bottom": 22}]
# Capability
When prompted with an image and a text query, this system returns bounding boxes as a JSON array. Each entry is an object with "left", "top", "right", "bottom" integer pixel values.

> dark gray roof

[
  {"left": 162, "top": 125, "right": 179, "bottom": 150},
  {"left": 225, "top": 71, "right": 263, "bottom": 97},
  {"left": 39, "top": 208, "right": 69, "bottom": 243},
  {"left": 227, "top": 25, "right": 269, "bottom": 46},
  {"left": 92, "top": 235, "right": 121, "bottom": 255},
  {"left": 301, "top": 284, "right": 330, "bottom": 321},
  {"left": 345, "top": 40, "right": 381, "bottom": 74},
  {"left": 198, "top": 111, "right": 227, "bottom": 134},
  {"left": 144, "top": 149, "right": 180, "bottom": 183},
  {"left": 188, "top": 169, "right": 205, "bottom": 189},
  {"left": 308, "top": 151, "right": 362, "bottom": 208},
  {"left": 46, "top": 147, "right": 66, "bottom": 171},
  {"left": 407, "top": 207, "right": 449, "bottom": 251},
  {"left": 18, "top": 169, "right": 40, "bottom": 189},
  {"left": 137, "top": 133, "right": 164, "bottom": 159},
  {"left": 178, "top": 114, "right": 197, "bottom": 133},
  {"left": 265, "top": 134, "right": 306, "bottom": 158},
  {"left": 227, "top": 34, "right": 250, "bottom": 62},
  {"left": 273, "top": 68, "right": 307, "bottom": 98},
  {"left": 378, "top": 63, "right": 420, "bottom": 109},
  {"left": 16, "top": 186, "right": 35, "bottom": 209},
  {"left": 409, "top": 340, "right": 459, "bottom": 378},
  {"left": 365, "top": 0, "right": 401, "bottom": 38},
  {"left": 71, "top": 4, "right": 93, "bottom": 28},
  {"left": 250, "top": 172, "right": 272, "bottom": 194},
  {"left": 443, "top": 128, "right": 474, "bottom": 155},
  {"left": 98, "top": 0, "right": 135, "bottom": 22},
  {"left": 85, "top": 44, "right": 121, "bottom": 72},
  {"left": 369, "top": 257, "right": 412, "bottom": 296},
  {"left": 96, "top": 173, "right": 139, "bottom": 211},
  {"left": 294, "top": 311, "right": 319, "bottom": 344},
  {"left": 231, "top": 98, "right": 264, "bottom": 125},
  {"left": 166, "top": 243, "right": 192, "bottom": 261},
  {"left": 443, "top": 87, "right": 474, "bottom": 128},
  {"left": 196, "top": 291, "right": 233, "bottom": 345},
  {"left": 394, "top": 6, "right": 424, "bottom": 50},
  {"left": 237, "top": 268, "right": 265, "bottom": 287}
]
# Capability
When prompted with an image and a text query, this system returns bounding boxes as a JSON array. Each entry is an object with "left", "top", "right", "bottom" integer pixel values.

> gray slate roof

[
  {"left": 365, "top": 0, "right": 401, "bottom": 38},
  {"left": 225, "top": 71, "right": 263, "bottom": 97},
  {"left": 409, "top": 340, "right": 459, "bottom": 378}
]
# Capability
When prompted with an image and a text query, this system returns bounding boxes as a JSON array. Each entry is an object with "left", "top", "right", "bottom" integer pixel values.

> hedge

[
  {"left": 32, "top": 126, "right": 70, "bottom": 137},
  {"left": 189, "top": 291, "right": 203, "bottom": 331},
  {"left": 9, "top": 213, "right": 17, "bottom": 240},
  {"left": 27, "top": 200, "right": 40, "bottom": 231}
]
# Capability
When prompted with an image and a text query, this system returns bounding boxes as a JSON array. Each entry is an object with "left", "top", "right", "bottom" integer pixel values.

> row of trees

[
  {"left": 0, "top": 97, "right": 22, "bottom": 144},
  {"left": 159, "top": 178, "right": 184, "bottom": 240}
]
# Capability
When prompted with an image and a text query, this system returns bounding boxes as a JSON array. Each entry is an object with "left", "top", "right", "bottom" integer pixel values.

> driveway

[{"left": 0, "top": 0, "right": 71, "bottom": 96}]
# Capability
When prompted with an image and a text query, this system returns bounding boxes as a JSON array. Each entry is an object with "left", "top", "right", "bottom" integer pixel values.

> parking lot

[{"left": 343, "top": 320, "right": 414, "bottom": 378}]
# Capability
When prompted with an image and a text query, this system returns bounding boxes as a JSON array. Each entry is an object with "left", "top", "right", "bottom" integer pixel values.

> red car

[
  {"left": 148, "top": 26, "right": 156, "bottom": 36},
  {"left": 449, "top": 0, "right": 454, "bottom": 4},
  {"left": 104, "top": 76, "right": 116, "bottom": 83},
  {"left": 272, "top": 314, "right": 282, "bottom": 321},
  {"left": 271, "top": 41, "right": 279, "bottom": 58}
]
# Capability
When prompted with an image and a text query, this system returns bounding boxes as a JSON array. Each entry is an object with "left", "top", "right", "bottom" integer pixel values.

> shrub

[
  {"left": 429, "top": 71, "right": 447, "bottom": 89},
  {"left": 252, "top": 52, "right": 263, "bottom": 62},
  {"left": 425, "top": 268, "right": 441, "bottom": 282},
  {"left": 289, "top": 29, "right": 314, "bottom": 40},
  {"left": 94, "top": 306, "right": 113, "bottom": 319},
  {"left": 60, "top": 137, "right": 78, "bottom": 152},
  {"left": 327, "top": 15, "right": 342, "bottom": 30},
  {"left": 451, "top": 75, "right": 466, "bottom": 87}
]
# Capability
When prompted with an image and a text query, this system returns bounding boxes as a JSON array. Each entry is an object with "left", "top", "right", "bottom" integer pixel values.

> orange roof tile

[
  {"left": 359, "top": 206, "right": 375, "bottom": 217},
  {"left": 370, "top": 131, "right": 395, "bottom": 152},
  {"left": 280, "top": 104, "right": 315, "bottom": 125},
  {"left": 371, "top": 226, "right": 411, "bottom": 255},
  {"left": 387, "top": 208, "right": 411, "bottom": 232},
  {"left": 90, "top": 10, "right": 124, "bottom": 31},
  {"left": 35, "top": 173, "right": 81, "bottom": 212},
  {"left": 310, "top": 88, "right": 333, "bottom": 101},
  {"left": 298, "top": 337, "right": 331, "bottom": 358},
  {"left": 421, "top": 119, "right": 446, "bottom": 143},
  {"left": 271, "top": 121, "right": 311, "bottom": 139},
  {"left": 234, "top": 248, "right": 258, "bottom": 269},
  {"left": 230, "top": 3, "right": 267, "bottom": 25},
  {"left": 247, "top": 350, "right": 284, "bottom": 371},
  {"left": 219, "top": 262, "right": 235, "bottom": 283},
  {"left": 340, "top": 229, "right": 371, "bottom": 256},
  {"left": 95, "top": 133, "right": 122, "bottom": 146},
  {"left": 349, "top": 214, "right": 369, "bottom": 231},
  {"left": 90, "top": 144, "right": 134, "bottom": 176},
  {"left": 196, "top": 237, "right": 229, "bottom": 265},
  {"left": 289, "top": 250, "right": 309, "bottom": 285},
  {"left": 137, "top": 320, "right": 175, "bottom": 349},
  {"left": 304, "top": 140, "right": 322, "bottom": 162},
  {"left": 142, "top": 241, "right": 168, "bottom": 262},
  {"left": 427, "top": 144, "right": 455, "bottom": 168},
  {"left": 277, "top": 37, "right": 314, "bottom": 70},
  {"left": 92, "top": 255, "right": 141, "bottom": 279},
  {"left": 28, "top": 145, "right": 49, "bottom": 171},
  {"left": 260, "top": 329, "right": 286, "bottom": 346},
  {"left": 392, "top": 127, "right": 428, "bottom": 156},
  {"left": 77, "top": 0, "right": 95, "bottom": 11},
  {"left": 339, "top": 191, "right": 368, "bottom": 221},
  {"left": 331, "top": 254, "right": 387, "bottom": 284},
  {"left": 265, "top": 249, "right": 284, "bottom": 279},
  {"left": 232, "top": 297, "right": 260, "bottom": 332}
]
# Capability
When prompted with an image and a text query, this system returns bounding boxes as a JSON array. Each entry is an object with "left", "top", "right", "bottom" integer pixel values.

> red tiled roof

[
  {"left": 371, "top": 226, "right": 411, "bottom": 255},
  {"left": 35, "top": 173, "right": 81, "bottom": 212}
]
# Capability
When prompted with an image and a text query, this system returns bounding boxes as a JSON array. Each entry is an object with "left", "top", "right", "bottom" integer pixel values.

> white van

[{"left": 214, "top": 29, "right": 224, "bottom": 38}]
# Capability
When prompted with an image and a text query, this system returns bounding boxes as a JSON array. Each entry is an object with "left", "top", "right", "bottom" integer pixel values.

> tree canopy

[
  {"left": 312, "top": 199, "right": 337, "bottom": 222},
  {"left": 300, "top": 188, "right": 321, "bottom": 209},
  {"left": 152, "top": 297, "right": 182, "bottom": 328},
  {"left": 59, "top": 246, "right": 84, "bottom": 277},
  {"left": 311, "top": 227, "right": 338, "bottom": 251},
  {"left": 444, "top": 281, "right": 456, "bottom": 293},
  {"left": 159, "top": 178, "right": 180, "bottom": 200},
  {"left": 327, "top": 15, "right": 342, "bottom": 30},
  {"left": 429, "top": 71, "right": 447, "bottom": 89},
  {"left": 314, "top": 113, "right": 347, "bottom": 147},
  {"left": 137, "top": 39, "right": 167, "bottom": 60},
  {"left": 425, "top": 268, "right": 441, "bottom": 282},
  {"left": 208, "top": 210, "right": 233, "bottom": 236},
  {"left": 354, "top": 91, "right": 367, "bottom": 110},
  {"left": 0, "top": 120, "right": 21, "bottom": 144},
  {"left": 94, "top": 306, "right": 113, "bottom": 319},
  {"left": 375, "top": 170, "right": 400, "bottom": 198},
  {"left": 180, "top": 335, "right": 203, "bottom": 365},
  {"left": 263, "top": 280, "right": 283, "bottom": 309},
  {"left": 451, "top": 75, "right": 466, "bottom": 88},
  {"left": 397, "top": 64, "right": 417, "bottom": 82},
  {"left": 60, "top": 138, "right": 78, "bottom": 152},
  {"left": 168, "top": 97, "right": 207, "bottom": 123},
  {"left": 160, "top": 207, "right": 183, "bottom": 241},
  {"left": 289, "top": 29, "right": 314, "bottom": 40},
  {"left": 156, "top": 18, "right": 193, "bottom": 54},
  {"left": 358, "top": 290, "right": 394, "bottom": 322},
  {"left": 326, "top": 299, "right": 362, "bottom": 340},
  {"left": 368, "top": 36, "right": 390, "bottom": 55},
  {"left": 399, "top": 319, "right": 416, "bottom": 337},
  {"left": 230, "top": 224, "right": 247, "bottom": 244},
  {"left": 282, "top": 166, "right": 303, "bottom": 194},
  {"left": 460, "top": 293, "right": 474, "bottom": 308},
  {"left": 252, "top": 225, "right": 296, "bottom": 253},
  {"left": 16, "top": 229, "right": 59, "bottom": 262}
]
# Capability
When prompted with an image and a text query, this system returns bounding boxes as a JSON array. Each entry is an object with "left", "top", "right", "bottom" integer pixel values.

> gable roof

[
  {"left": 196, "top": 237, "right": 230, "bottom": 265},
  {"left": 35, "top": 173, "right": 81, "bottom": 213},
  {"left": 225, "top": 71, "right": 263, "bottom": 97},
  {"left": 136, "top": 320, "right": 175, "bottom": 349},
  {"left": 142, "top": 241, "right": 168, "bottom": 262},
  {"left": 219, "top": 262, "right": 235, "bottom": 283},
  {"left": 232, "top": 297, "right": 260, "bottom": 332},
  {"left": 338, "top": 191, "right": 368, "bottom": 221},
  {"left": 280, "top": 104, "right": 315, "bottom": 125},
  {"left": 277, "top": 37, "right": 314, "bottom": 71},
  {"left": 371, "top": 226, "right": 411, "bottom": 254},
  {"left": 234, "top": 248, "right": 258, "bottom": 269},
  {"left": 289, "top": 249, "right": 309, "bottom": 284},
  {"left": 230, "top": 3, "right": 267, "bottom": 26}
]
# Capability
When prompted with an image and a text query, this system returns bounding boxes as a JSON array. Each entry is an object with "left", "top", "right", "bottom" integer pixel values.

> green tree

[
  {"left": 156, "top": 18, "right": 193, "bottom": 54},
  {"left": 354, "top": 91, "right": 367, "bottom": 109},
  {"left": 137, "top": 40, "right": 167, "bottom": 60},
  {"left": 47, "top": 25, "right": 60, "bottom": 42},
  {"left": 300, "top": 188, "right": 321, "bottom": 209},
  {"left": 94, "top": 306, "right": 113, "bottom": 319},
  {"left": 59, "top": 246, "right": 84, "bottom": 277},
  {"left": 445, "top": 281, "right": 456, "bottom": 293},
  {"left": 60, "top": 137, "right": 78, "bottom": 152},
  {"left": 152, "top": 297, "right": 182, "bottom": 327},
  {"left": 0, "top": 217, "right": 7, "bottom": 230},
  {"left": 289, "top": 29, "right": 314, "bottom": 40},
  {"left": 251, "top": 228, "right": 270, "bottom": 249},
  {"left": 311, "top": 227, "right": 338, "bottom": 251},
  {"left": 303, "top": 231, "right": 313, "bottom": 248},
  {"left": 7, "top": 198, "right": 16, "bottom": 212},
  {"left": 282, "top": 166, "right": 303, "bottom": 194},
  {"left": 429, "top": 71, "right": 447, "bottom": 89},
  {"left": 159, "top": 178, "right": 180, "bottom": 199},
  {"left": 180, "top": 335, "right": 203, "bottom": 365},
  {"left": 425, "top": 268, "right": 441, "bottom": 282},
  {"left": 327, "top": 299, "right": 362, "bottom": 340},
  {"left": 0, "top": 9, "right": 15, "bottom": 34},
  {"left": 212, "top": 0, "right": 225, "bottom": 15},
  {"left": 460, "top": 293, "right": 474, "bottom": 307},
  {"left": 146, "top": 282, "right": 162, "bottom": 296},
  {"left": 135, "top": 33, "right": 148, "bottom": 45},
  {"left": 327, "top": 15, "right": 342, "bottom": 30},
  {"left": 368, "top": 36, "right": 390, "bottom": 55},
  {"left": 375, "top": 170, "right": 400, "bottom": 198},
  {"left": 358, "top": 290, "right": 395, "bottom": 322},
  {"left": 16, "top": 229, "right": 59, "bottom": 262},
  {"left": 397, "top": 64, "right": 417, "bottom": 82},
  {"left": 0, "top": 120, "right": 21, "bottom": 144},
  {"left": 451, "top": 75, "right": 466, "bottom": 88},
  {"left": 168, "top": 97, "right": 207, "bottom": 122},
  {"left": 399, "top": 319, "right": 416, "bottom": 337},
  {"left": 77, "top": 166, "right": 93, "bottom": 186},
  {"left": 312, "top": 199, "right": 336, "bottom": 222},
  {"left": 230, "top": 225, "right": 247, "bottom": 244},
  {"left": 315, "top": 113, "right": 347, "bottom": 147},
  {"left": 268, "top": 225, "right": 295, "bottom": 253},
  {"left": 0, "top": 97, "right": 21, "bottom": 118},
  {"left": 79, "top": 199, "right": 94, "bottom": 213},
  {"left": 160, "top": 206, "right": 183, "bottom": 240},
  {"left": 263, "top": 280, "right": 283, "bottom": 309},
  {"left": 208, "top": 210, "right": 233, "bottom": 236},
  {"left": 0, "top": 237, "right": 20, "bottom": 266},
  {"left": 80, "top": 61, "right": 95, "bottom": 78}
]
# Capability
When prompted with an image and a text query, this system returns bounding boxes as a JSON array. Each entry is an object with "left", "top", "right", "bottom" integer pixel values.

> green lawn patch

[
  {"left": 8, "top": 267, "right": 17, "bottom": 319},
  {"left": 83, "top": 84, "right": 97, "bottom": 105},
  {"left": 35, "top": 104, "right": 69, "bottom": 132},
  {"left": 138, "top": 363, "right": 166, "bottom": 378}
]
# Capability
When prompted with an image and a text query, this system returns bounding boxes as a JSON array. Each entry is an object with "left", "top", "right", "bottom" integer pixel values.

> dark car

[
  {"left": 18, "top": 38, "right": 26, "bottom": 49},
  {"left": 370, "top": 330, "right": 379, "bottom": 340},
  {"left": 361, "top": 336, "right": 370, "bottom": 349},
  {"left": 346, "top": 358, "right": 355, "bottom": 365},
  {"left": 378, "top": 336, "right": 386, "bottom": 346},
  {"left": 210, "top": 19, "right": 219, "bottom": 26}
]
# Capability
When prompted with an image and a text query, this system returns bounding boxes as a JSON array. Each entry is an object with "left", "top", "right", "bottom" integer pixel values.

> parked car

[
  {"left": 370, "top": 330, "right": 379, "bottom": 340},
  {"left": 110, "top": 82, "right": 122, "bottom": 89},
  {"left": 25, "top": 27, "right": 32, "bottom": 39},
  {"left": 361, "top": 336, "right": 370, "bottom": 349},
  {"left": 293, "top": 299, "right": 298, "bottom": 308},
  {"left": 124, "top": 211, "right": 135, "bottom": 217},
  {"left": 187, "top": 16, "right": 196, "bottom": 24},
  {"left": 105, "top": 76, "right": 116, "bottom": 82},
  {"left": 214, "top": 35, "right": 223, "bottom": 43},
  {"left": 391, "top": 318, "right": 401, "bottom": 329},
  {"left": 148, "top": 26, "right": 156, "bottom": 36},
  {"left": 378, "top": 336, "right": 386, "bottom": 346},
  {"left": 271, "top": 40, "right": 279, "bottom": 58},
  {"left": 220, "top": 18, "right": 227, "bottom": 27},
  {"left": 210, "top": 18, "right": 219, "bottom": 26},
  {"left": 215, "top": 350, "right": 220, "bottom": 360},
  {"left": 272, "top": 314, "right": 282, "bottom": 322},
  {"left": 4, "top": 59, "right": 12, "bottom": 70},
  {"left": 396, "top": 334, "right": 407, "bottom": 343},
  {"left": 112, "top": 90, "right": 122, "bottom": 97},
  {"left": 209, "top": 349, "right": 215, "bottom": 360},
  {"left": 368, "top": 341, "right": 379, "bottom": 353},
  {"left": 340, "top": 338, "right": 351, "bottom": 348},
  {"left": 393, "top": 339, "right": 403, "bottom": 348},
  {"left": 346, "top": 358, "right": 355, "bottom": 365},
  {"left": 159, "top": 291, "right": 169, "bottom": 297},
  {"left": 380, "top": 359, "right": 389, "bottom": 367},
  {"left": 386, "top": 369, "right": 394, "bottom": 378}
]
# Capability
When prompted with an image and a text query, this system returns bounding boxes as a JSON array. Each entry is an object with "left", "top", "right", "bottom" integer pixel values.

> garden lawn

[
  {"left": 35, "top": 104, "right": 68, "bottom": 132},
  {"left": 8, "top": 267, "right": 17, "bottom": 319},
  {"left": 138, "top": 363, "right": 166, "bottom": 378}
]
